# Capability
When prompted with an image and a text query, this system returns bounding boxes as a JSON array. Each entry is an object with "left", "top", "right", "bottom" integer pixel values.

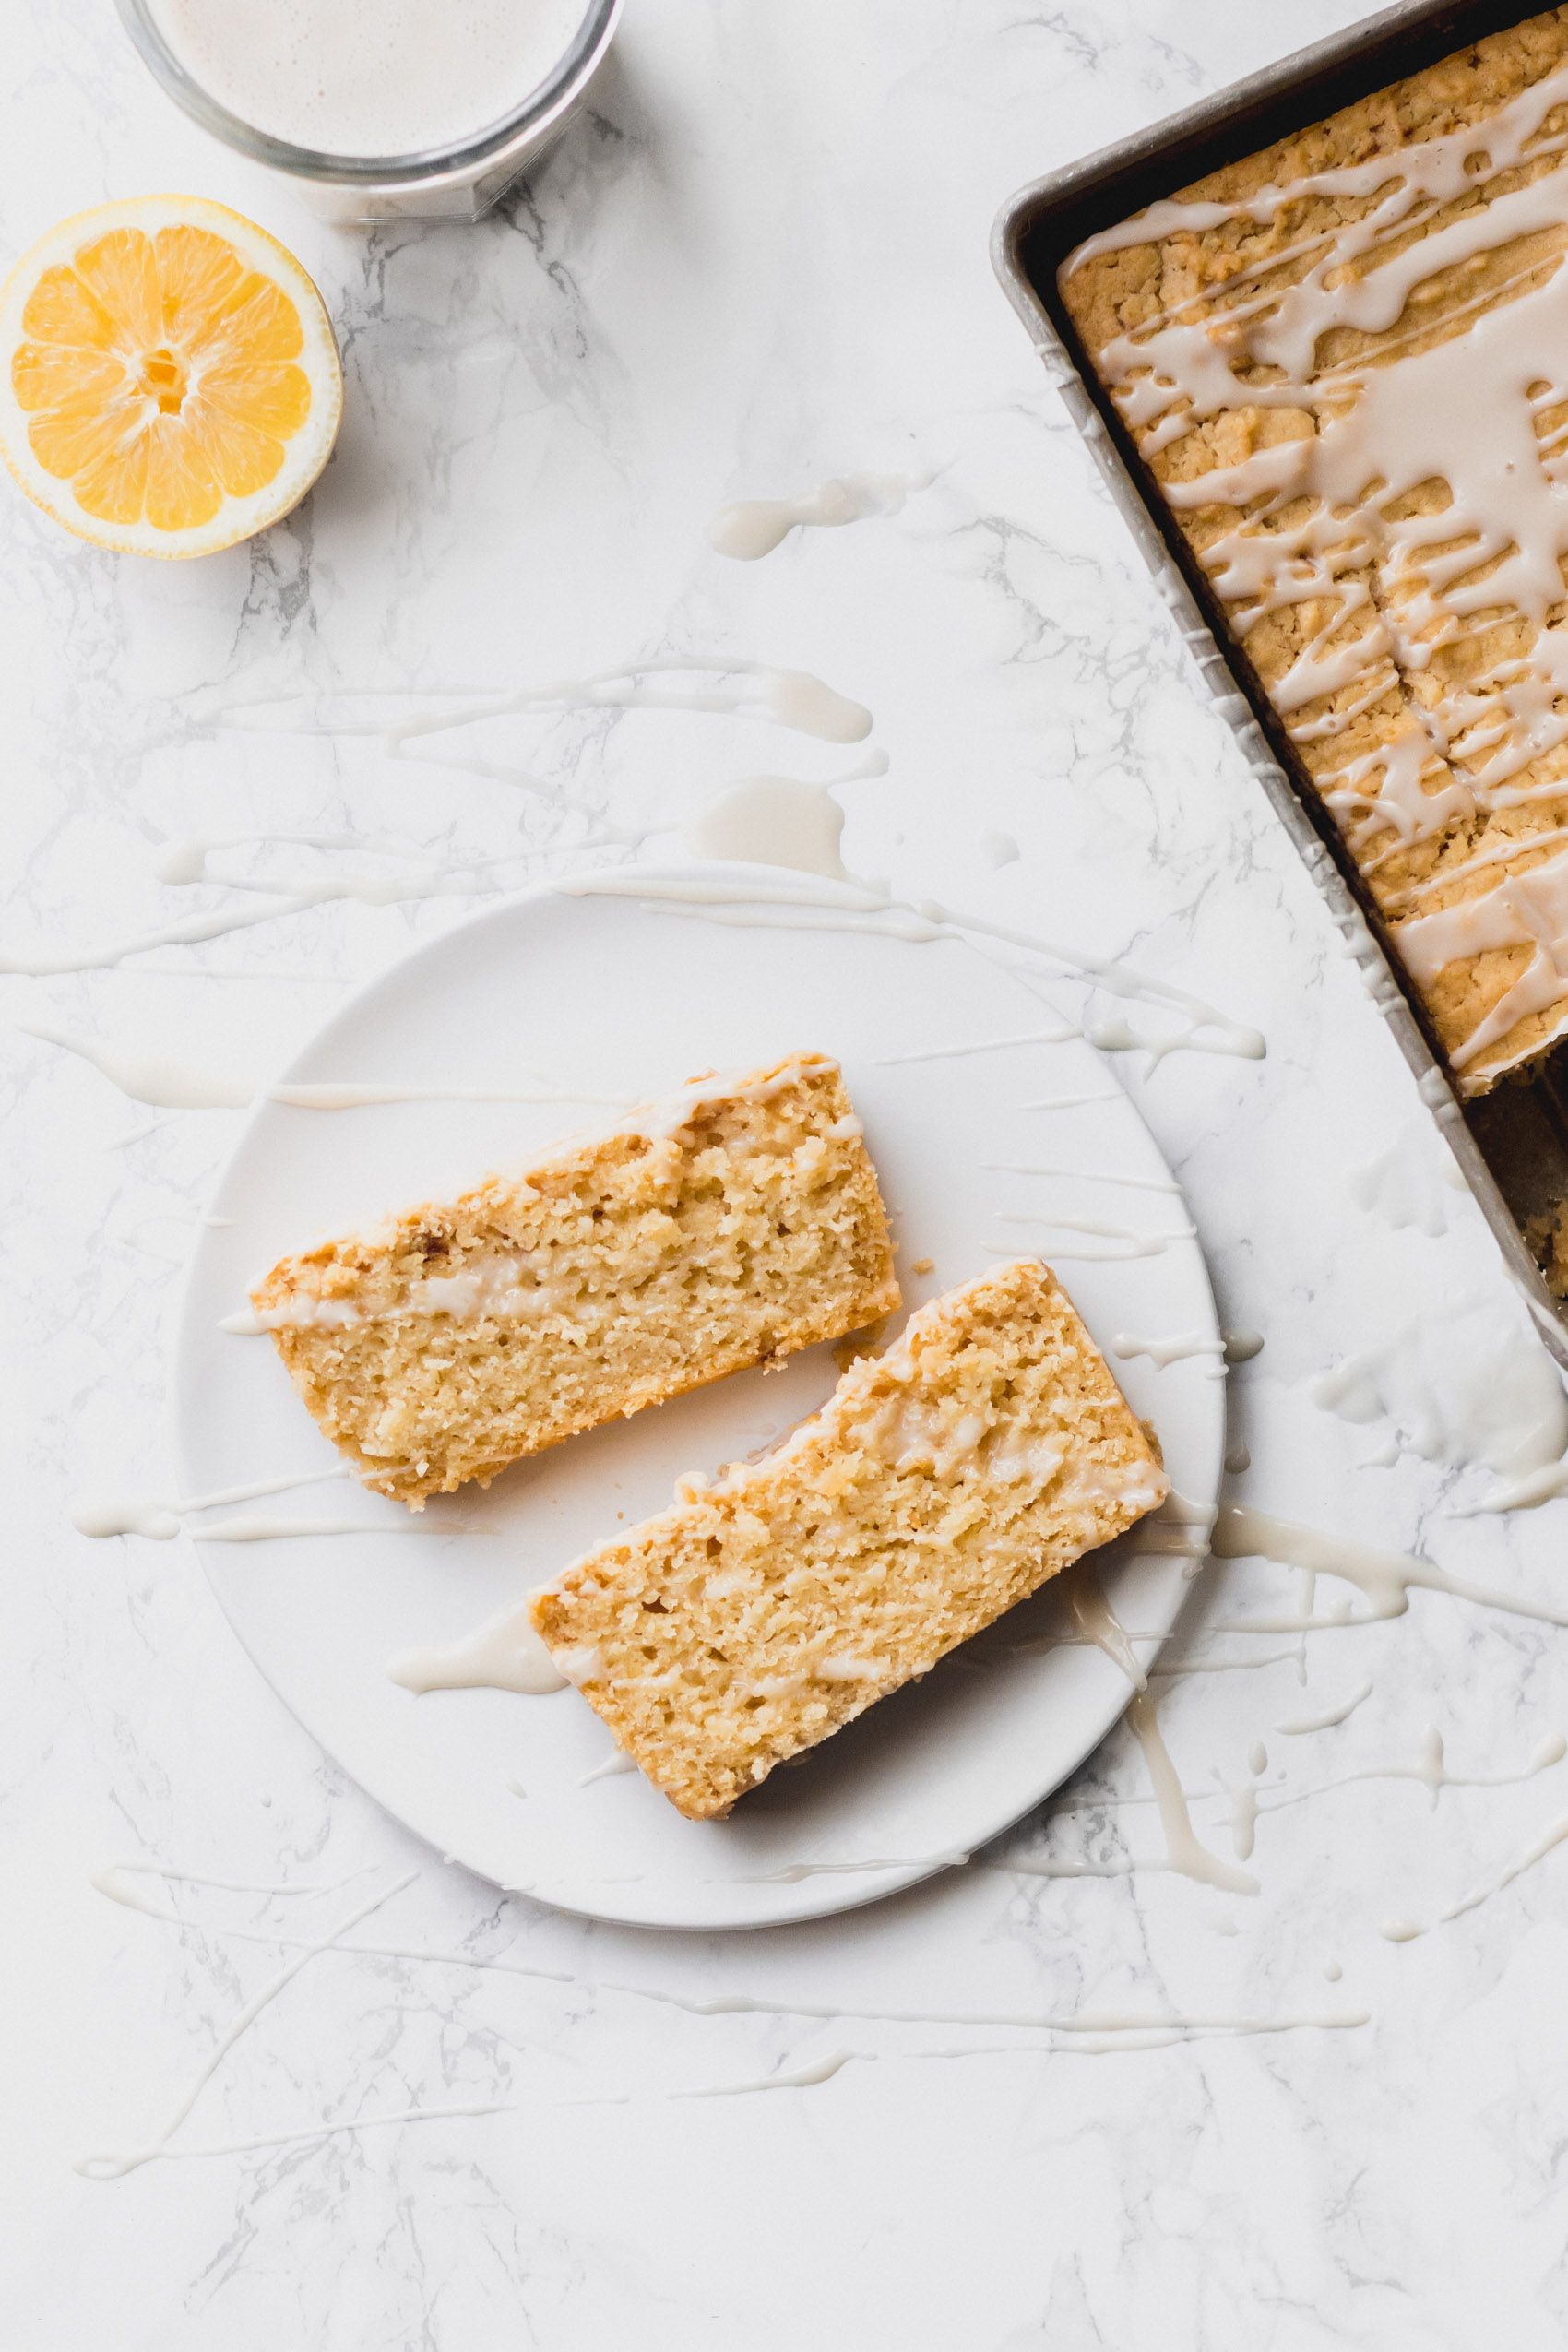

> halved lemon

[{"left": 0, "top": 195, "right": 342, "bottom": 559}]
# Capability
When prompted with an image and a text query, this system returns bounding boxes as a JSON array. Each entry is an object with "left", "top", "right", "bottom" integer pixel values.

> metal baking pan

[{"left": 992, "top": 0, "right": 1568, "bottom": 1372}]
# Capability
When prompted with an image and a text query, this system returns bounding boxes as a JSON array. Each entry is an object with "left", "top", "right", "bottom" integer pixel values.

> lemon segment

[{"left": 0, "top": 196, "right": 342, "bottom": 558}]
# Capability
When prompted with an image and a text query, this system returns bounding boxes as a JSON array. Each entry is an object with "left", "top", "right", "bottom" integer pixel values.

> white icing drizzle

[
  {"left": 21, "top": 1017, "right": 630, "bottom": 1117},
  {"left": 226, "top": 658, "right": 875, "bottom": 755},
  {"left": 93, "top": 2099, "right": 518, "bottom": 2167},
  {"left": 1112, "top": 1328, "right": 1227, "bottom": 1372},
  {"left": 675, "top": 2049, "right": 859, "bottom": 2095},
  {"left": 1380, "top": 1803, "right": 1568, "bottom": 1942},
  {"left": 988, "top": 1162, "right": 1182, "bottom": 1194},
  {"left": 555, "top": 871, "right": 1265, "bottom": 1063},
  {"left": 157, "top": 831, "right": 531, "bottom": 910},
  {"left": 979, "top": 831, "right": 1020, "bottom": 869},
  {"left": 18, "top": 1017, "right": 254, "bottom": 1109},
  {"left": 1121, "top": 1489, "right": 1218, "bottom": 1562},
  {"left": 877, "top": 1026, "right": 1078, "bottom": 1062},
  {"left": 0, "top": 899, "right": 313, "bottom": 978},
  {"left": 70, "top": 1466, "right": 350, "bottom": 1539},
  {"left": 2, "top": 826, "right": 538, "bottom": 980},
  {"left": 94, "top": 1854, "right": 1368, "bottom": 2073},
  {"left": 1265, "top": 1728, "right": 1567, "bottom": 1818},
  {"left": 386, "top": 1597, "right": 569, "bottom": 1697},
  {"left": 196, "top": 1515, "right": 435, "bottom": 1542},
  {"left": 1310, "top": 1298, "right": 1568, "bottom": 1501},
  {"left": 1018, "top": 1091, "right": 1122, "bottom": 1111},
  {"left": 1350, "top": 1121, "right": 1457, "bottom": 1238},
  {"left": 91, "top": 1860, "right": 359, "bottom": 1918},
  {"left": 681, "top": 754, "right": 887, "bottom": 882},
  {"left": 268, "top": 1081, "right": 634, "bottom": 1111},
  {"left": 990, "top": 1213, "right": 1196, "bottom": 1262},
  {"left": 653, "top": 2013, "right": 1365, "bottom": 2095},
  {"left": 1069, "top": 63, "right": 1568, "bottom": 1078},
  {"left": 1063, "top": 1568, "right": 1148, "bottom": 1691},
  {"left": 1211, "top": 1503, "right": 1568, "bottom": 1631},
  {"left": 3, "top": 664, "right": 887, "bottom": 980},
  {"left": 554, "top": 1645, "right": 606, "bottom": 1688},
  {"left": 708, "top": 472, "right": 928, "bottom": 560},
  {"left": 76, "top": 1871, "right": 418, "bottom": 2178},
  {"left": 1150, "top": 1646, "right": 1303, "bottom": 1678},
  {"left": 738, "top": 1848, "right": 971, "bottom": 1885},
  {"left": 1125, "top": 1691, "right": 1259, "bottom": 1895},
  {"left": 578, "top": 1750, "right": 639, "bottom": 1787},
  {"left": 1274, "top": 1681, "right": 1374, "bottom": 1736},
  {"left": 1457, "top": 1455, "right": 1568, "bottom": 1513}
]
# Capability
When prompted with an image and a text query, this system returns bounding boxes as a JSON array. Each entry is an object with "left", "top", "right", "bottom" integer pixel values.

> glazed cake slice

[
  {"left": 249, "top": 1051, "right": 899, "bottom": 1505},
  {"left": 528, "top": 1258, "right": 1168, "bottom": 1820}
]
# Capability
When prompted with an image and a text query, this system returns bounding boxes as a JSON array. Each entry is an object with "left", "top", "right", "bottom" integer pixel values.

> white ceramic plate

[{"left": 176, "top": 870, "right": 1223, "bottom": 1930}]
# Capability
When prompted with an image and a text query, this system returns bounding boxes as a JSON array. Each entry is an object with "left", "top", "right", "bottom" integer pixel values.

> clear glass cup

[{"left": 114, "top": 0, "right": 623, "bottom": 222}]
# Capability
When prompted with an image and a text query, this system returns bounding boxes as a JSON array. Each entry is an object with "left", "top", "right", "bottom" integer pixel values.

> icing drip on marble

[
  {"left": 556, "top": 871, "right": 1265, "bottom": 1064},
  {"left": 1274, "top": 1681, "right": 1374, "bottom": 1736},
  {"left": 1211, "top": 1503, "right": 1568, "bottom": 1630},
  {"left": 708, "top": 472, "right": 928, "bottom": 560},
  {"left": 1349, "top": 1122, "right": 1456, "bottom": 1237},
  {"left": 22, "top": 1016, "right": 632, "bottom": 1118},
  {"left": 1380, "top": 1801, "right": 1568, "bottom": 1942},
  {"left": 18, "top": 1017, "right": 254, "bottom": 1109},
  {"left": 228, "top": 658, "right": 875, "bottom": 754},
  {"left": 76, "top": 1872, "right": 419, "bottom": 2178},
  {"left": 680, "top": 755, "right": 889, "bottom": 881},
  {"left": 1125, "top": 1691, "right": 1259, "bottom": 1895},
  {"left": 1309, "top": 1297, "right": 1568, "bottom": 1503}
]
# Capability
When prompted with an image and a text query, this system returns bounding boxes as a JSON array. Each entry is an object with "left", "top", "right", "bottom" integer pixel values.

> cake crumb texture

[
  {"left": 251, "top": 1052, "right": 899, "bottom": 1504},
  {"left": 529, "top": 1258, "right": 1168, "bottom": 1821}
]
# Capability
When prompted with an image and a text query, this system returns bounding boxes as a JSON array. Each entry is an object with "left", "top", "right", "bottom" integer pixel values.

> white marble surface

[{"left": 8, "top": 1, "right": 1568, "bottom": 2343}]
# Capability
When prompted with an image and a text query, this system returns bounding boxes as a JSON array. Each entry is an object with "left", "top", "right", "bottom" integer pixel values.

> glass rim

[{"left": 114, "top": 0, "right": 622, "bottom": 184}]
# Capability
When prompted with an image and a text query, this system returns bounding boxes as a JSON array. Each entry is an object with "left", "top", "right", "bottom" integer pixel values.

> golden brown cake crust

[
  {"left": 529, "top": 1259, "right": 1168, "bottom": 1821},
  {"left": 1063, "top": 12, "right": 1568, "bottom": 1092},
  {"left": 252, "top": 1052, "right": 899, "bottom": 1504}
]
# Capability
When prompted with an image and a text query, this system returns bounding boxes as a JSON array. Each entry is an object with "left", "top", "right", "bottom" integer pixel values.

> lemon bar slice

[
  {"left": 529, "top": 1258, "right": 1167, "bottom": 1818},
  {"left": 250, "top": 1052, "right": 898, "bottom": 1504}
]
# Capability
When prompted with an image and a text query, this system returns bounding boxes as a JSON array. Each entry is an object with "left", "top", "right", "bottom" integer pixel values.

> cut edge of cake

[
  {"left": 528, "top": 1257, "right": 1169, "bottom": 1820},
  {"left": 248, "top": 1050, "right": 901, "bottom": 1505}
]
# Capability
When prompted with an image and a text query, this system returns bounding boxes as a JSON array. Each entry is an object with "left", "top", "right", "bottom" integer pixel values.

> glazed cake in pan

[{"left": 1063, "top": 13, "right": 1568, "bottom": 1107}]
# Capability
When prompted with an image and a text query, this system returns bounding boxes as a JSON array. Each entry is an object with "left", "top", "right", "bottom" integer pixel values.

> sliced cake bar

[
  {"left": 250, "top": 1051, "right": 899, "bottom": 1504},
  {"left": 529, "top": 1257, "right": 1167, "bottom": 1819}
]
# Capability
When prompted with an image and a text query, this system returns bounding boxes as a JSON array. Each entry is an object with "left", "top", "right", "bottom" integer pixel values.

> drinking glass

[{"left": 115, "top": 0, "right": 623, "bottom": 222}]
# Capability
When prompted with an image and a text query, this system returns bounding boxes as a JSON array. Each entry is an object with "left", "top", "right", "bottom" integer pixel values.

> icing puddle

[{"left": 708, "top": 470, "right": 932, "bottom": 560}]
